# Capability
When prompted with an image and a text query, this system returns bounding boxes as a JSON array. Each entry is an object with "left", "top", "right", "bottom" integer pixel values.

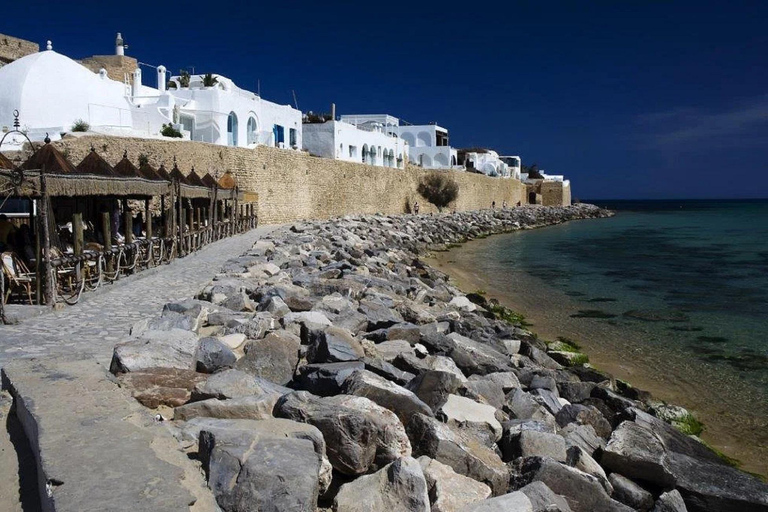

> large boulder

[
  {"left": 418, "top": 456, "right": 492, "bottom": 512},
  {"left": 445, "top": 333, "right": 513, "bottom": 376},
  {"left": 174, "top": 395, "right": 277, "bottom": 422},
  {"left": 407, "top": 413, "right": 509, "bottom": 496},
  {"left": 294, "top": 361, "right": 365, "bottom": 396},
  {"left": 342, "top": 369, "right": 433, "bottom": 424},
  {"left": 608, "top": 473, "right": 653, "bottom": 511},
  {"left": 455, "top": 491, "right": 533, "bottom": 512},
  {"left": 196, "top": 337, "right": 237, "bottom": 373},
  {"left": 437, "top": 394, "right": 503, "bottom": 446},
  {"left": 307, "top": 326, "right": 365, "bottom": 363},
  {"left": 651, "top": 490, "right": 687, "bottom": 512},
  {"left": 502, "top": 429, "right": 567, "bottom": 463},
  {"left": 334, "top": 457, "right": 430, "bottom": 512},
  {"left": 234, "top": 330, "right": 301, "bottom": 385},
  {"left": 197, "top": 418, "right": 328, "bottom": 512},
  {"left": 116, "top": 367, "right": 207, "bottom": 408},
  {"left": 518, "top": 481, "right": 573, "bottom": 512},
  {"left": 110, "top": 328, "right": 199, "bottom": 373},
  {"left": 407, "top": 370, "right": 464, "bottom": 411},
  {"left": 515, "top": 457, "right": 633, "bottom": 512},
  {"left": 192, "top": 369, "right": 291, "bottom": 400},
  {"left": 600, "top": 420, "right": 675, "bottom": 486},
  {"left": 274, "top": 391, "right": 411, "bottom": 475}
]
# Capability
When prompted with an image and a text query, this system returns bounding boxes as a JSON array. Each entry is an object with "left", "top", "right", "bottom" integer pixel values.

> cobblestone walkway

[{"left": 0, "top": 226, "right": 276, "bottom": 369}]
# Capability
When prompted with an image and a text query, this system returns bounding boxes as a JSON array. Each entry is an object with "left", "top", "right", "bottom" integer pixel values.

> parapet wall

[
  {"left": 0, "top": 33, "right": 39, "bottom": 66},
  {"left": 79, "top": 55, "right": 139, "bottom": 82},
  {"left": 53, "top": 135, "right": 530, "bottom": 224}
]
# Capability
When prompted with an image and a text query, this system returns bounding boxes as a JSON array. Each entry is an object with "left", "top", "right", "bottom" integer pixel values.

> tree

[
  {"left": 201, "top": 73, "right": 218, "bottom": 87},
  {"left": 179, "top": 70, "right": 191, "bottom": 88},
  {"left": 523, "top": 163, "right": 543, "bottom": 179},
  {"left": 417, "top": 173, "right": 459, "bottom": 211}
]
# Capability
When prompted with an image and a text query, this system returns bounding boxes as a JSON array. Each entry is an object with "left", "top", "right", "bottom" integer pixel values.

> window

[
  {"left": 227, "top": 112, "right": 238, "bottom": 146},
  {"left": 247, "top": 117, "right": 258, "bottom": 145},
  {"left": 349, "top": 145, "right": 357, "bottom": 159},
  {"left": 289, "top": 128, "right": 297, "bottom": 148},
  {"left": 273, "top": 125, "right": 285, "bottom": 147}
]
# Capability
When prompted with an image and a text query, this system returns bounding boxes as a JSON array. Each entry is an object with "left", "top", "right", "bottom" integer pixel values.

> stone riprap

[{"left": 109, "top": 205, "right": 768, "bottom": 512}]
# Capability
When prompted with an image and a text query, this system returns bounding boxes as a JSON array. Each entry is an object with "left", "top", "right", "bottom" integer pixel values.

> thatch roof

[
  {"left": 187, "top": 169, "right": 208, "bottom": 188},
  {"left": 156, "top": 164, "right": 172, "bottom": 181},
  {"left": 218, "top": 171, "right": 237, "bottom": 189},
  {"left": 0, "top": 152, "right": 14, "bottom": 170},
  {"left": 138, "top": 162, "right": 166, "bottom": 182},
  {"left": 114, "top": 155, "right": 140, "bottom": 178},
  {"left": 201, "top": 173, "right": 218, "bottom": 188},
  {"left": 76, "top": 150, "right": 118, "bottom": 177},
  {"left": 170, "top": 165, "right": 190, "bottom": 185},
  {"left": 21, "top": 143, "right": 78, "bottom": 174}
]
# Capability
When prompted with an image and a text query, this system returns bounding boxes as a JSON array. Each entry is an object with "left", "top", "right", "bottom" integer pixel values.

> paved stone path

[{"left": 0, "top": 226, "right": 277, "bottom": 369}]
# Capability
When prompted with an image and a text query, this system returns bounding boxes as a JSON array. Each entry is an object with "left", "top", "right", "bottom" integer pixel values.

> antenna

[
  {"left": 257, "top": 79, "right": 260, "bottom": 96},
  {"left": 292, "top": 90, "right": 299, "bottom": 110}
]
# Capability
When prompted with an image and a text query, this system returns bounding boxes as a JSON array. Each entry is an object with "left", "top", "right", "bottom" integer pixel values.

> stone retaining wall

[
  {"left": 53, "top": 135, "right": 529, "bottom": 224},
  {"left": 0, "top": 33, "right": 38, "bottom": 67}
]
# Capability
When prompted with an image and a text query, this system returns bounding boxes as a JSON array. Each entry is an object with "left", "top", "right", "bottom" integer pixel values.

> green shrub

[
  {"left": 201, "top": 73, "right": 218, "bottom": 87},
  {"left": 71, "top": 119, "right": 90, "bottom": 132},
  {"left": 673, "top": 413, "right": 705, "bottom": 436},
  {"left": 161, "top": 124, "right": 183, "bottom": 138},
  {"left": 138, "top": 153, "right": 149, "bottom": 166}
]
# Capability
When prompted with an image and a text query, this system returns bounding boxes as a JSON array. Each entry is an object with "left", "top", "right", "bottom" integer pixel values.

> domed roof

[{"left": 0, "top": 50, "right": 133, "bottom": 138}]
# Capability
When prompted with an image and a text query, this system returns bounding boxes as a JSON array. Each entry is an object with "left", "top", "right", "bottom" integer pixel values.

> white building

[
  {"left": 464, "top": 150, "right": 510, "bottom": 177},
  {"left": 0, "top": 35, "right": 302, "bottom": 151},
  {"left": 499, "top": 155, "right": 522, "bottom": 179},
  {"left": 339, "top": 114, "right": 458, "bottom": 170},
  {"left": 303, "top": 117, "right": 406, "bottom": 167}
]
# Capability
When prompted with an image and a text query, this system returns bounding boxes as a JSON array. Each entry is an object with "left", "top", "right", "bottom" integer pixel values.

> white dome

[{"left": 0, "top": 50, "right": 133, "bottom": 138}]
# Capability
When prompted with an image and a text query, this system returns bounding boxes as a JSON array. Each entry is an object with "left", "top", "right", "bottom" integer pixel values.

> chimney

[
  {"left": 116, "top": 32, "right": 125, "bottom": 56},
  {"left": 157, "top": 65, "right": 167, "bottom": 92},
  {"left": 132, "top": 68, "right": 142, "bottom": 97},
  {"left": 331, "top": 103, "right": 336, "bottom": 120}
]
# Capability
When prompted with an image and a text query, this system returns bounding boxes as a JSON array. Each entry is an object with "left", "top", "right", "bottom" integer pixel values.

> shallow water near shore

[{"left": 428, "top": 199, "right": 768, "bottom": 476}]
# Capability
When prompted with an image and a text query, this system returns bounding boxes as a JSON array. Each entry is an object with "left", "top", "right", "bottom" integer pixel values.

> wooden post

[
  {"left": 39, "top": 165, "right": 53, "bottom": 306},
  {"left": 102, "top": 212, "right": 113, "bottom": 274},
  {"left": 145, "top": 200, "right": 153, "bottom": 240},
  {"left": 195, "top": 208, "right": 202, "bottom": 248},
  {"left": 187, "top": 208, "right": 194, "bottom": 251},
  {"left": 73, "top": 213, "right": 84, "bottom": 281},
  {"left": 33, "top": 199, "right": 41, "bottom": 304},
  {"left": 123, "top": 211, "right": 133, "bottom": 245}
]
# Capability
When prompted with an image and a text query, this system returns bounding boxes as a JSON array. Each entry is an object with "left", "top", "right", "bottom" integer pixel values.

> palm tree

[{"left": 202, "top": 73, "right": 218, "bottom": 87}]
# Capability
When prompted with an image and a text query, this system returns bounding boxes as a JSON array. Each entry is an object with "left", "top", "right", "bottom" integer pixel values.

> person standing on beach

[
  {"left": 413, "top": 201, "right": 420, "bottom": 214},
  {"left": 491, "top": 201, "right": 496, "bottom": 209}
]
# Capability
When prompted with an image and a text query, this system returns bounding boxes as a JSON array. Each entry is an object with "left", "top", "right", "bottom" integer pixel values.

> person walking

[{"left": 413, "top": 201, "right": 420, "bottom": 215}]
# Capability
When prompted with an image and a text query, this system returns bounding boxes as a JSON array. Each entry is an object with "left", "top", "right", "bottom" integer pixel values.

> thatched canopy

[
  {"left": 138, "top": 162, "right": 166, "bottom": 182},
  {"left": 0, "top": 152, "right": 14, "bottom": 170},
  {"left": 187, "top": 169, "right": 208, "bottom": 188},
  {"left": 218, "top": 171, "right": 237, "bottom": 189},
  {"left": 21, "top": 143, "right": 78, "bottom": 174},
  {"left": 114, "top": 154, "right": 140, "bottom": 178},
  {"left": 76, "top": 149, "right": 118, "bottom": 177},
  {"left": 156, "top": 164, "right": 172, "bottom": 181},
  {"left": 201, "top": 173, "right": 218, "bottom": 188}
]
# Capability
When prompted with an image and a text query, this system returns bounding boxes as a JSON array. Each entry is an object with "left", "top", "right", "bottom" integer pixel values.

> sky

[{"left": 2, "top": 0, "right": 767, "bottom": 199}]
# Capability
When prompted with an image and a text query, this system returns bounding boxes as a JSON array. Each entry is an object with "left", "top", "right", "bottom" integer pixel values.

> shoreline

[{"left": 427, "top": 219, "right": 768, "bottom": 478}]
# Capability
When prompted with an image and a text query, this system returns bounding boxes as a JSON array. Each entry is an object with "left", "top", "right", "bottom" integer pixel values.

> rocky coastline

[{"left": 110, "top": 204, "right": 768, "bottom": 512}]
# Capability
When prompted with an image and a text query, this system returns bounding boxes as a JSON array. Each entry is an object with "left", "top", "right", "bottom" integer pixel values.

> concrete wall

[
  {"left": 52, "top": 135, "right": 530, "bottom": 224},
  {"left": 79, "top": 55, "right": 138, "bottom": 82},
  {"left": 0, "top": 33, "right": 38, "bottom": 67}
]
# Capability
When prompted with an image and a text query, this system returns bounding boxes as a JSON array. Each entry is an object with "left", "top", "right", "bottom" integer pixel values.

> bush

[
  {"left": 179, "top": 70, "right": 191, "bottom": 88},
  {"left": 138, "top": 153, "right": 149, "bottom": 166},
  {"left": 71, "top": 119, "right": 90, "bottom": 132},
  {"left": 202, "top": 73, "right": 218, "bottom": 87},
  {"left": 161, "top": 124, "right": 183, "bottom": 138},
  {"left": 417, "top": 173, "right": 458, "bottom": 211}
]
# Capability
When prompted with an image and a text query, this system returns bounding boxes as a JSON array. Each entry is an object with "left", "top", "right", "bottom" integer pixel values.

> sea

[{"left": 430, "top": 199, "right": 768, "bottom": 474}]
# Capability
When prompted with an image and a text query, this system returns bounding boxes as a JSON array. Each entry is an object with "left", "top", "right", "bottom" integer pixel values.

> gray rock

[
  {"left": 456, "top": 491, "right": 533, "bottom": 512},
  {"left": 307, "top": 326, "right": 365, "bottom": 363},
  {"left": 600, "top": 420, "right": 675, "bottom": 486},
  {"left": 235, "top": 330, "right": 301, "bottom": 385},
  {"left": 418, "top": 456, "right": 492, "bottom": 512},
  {"left": 198, "top": 419, "right": 326, "bottom": 512},
  {"left": 445, "top": 332, "right": 513, "bottom": 376},
  {"left": 407, "top": 413, "right": 509, "bottom": 496},
  {"left": 564, "top": 446, "right": 612, "bottom": 494},
  {"left": 387, "top": 323, "right": 422, "bottom": 343},
  {"left": 193, "top": 369, "right": 291, "bottom": 400},
  {"left": 437, "top": 394, "right": 503, "bottom": 446},
  {"left": 376, "top": 339, "right": 416, "bottom": 362},
  {"left": 162, "top": 298, "right": 216, "bottom": 331},
  {"left": 555, "top": 404, "right": 612, "bottom": 439},
  {"left": 502, "top": 429, "right": 567, "bottom": 463},
  {"left": 408, "top": 370, "right": 464, "bottom": 411},
  {"left": 481, "top": 372, "right": 521, "bottom": 393},
  {"left": 174, "top": 395, "right": 277, "bottom": 422},
  {"left": 463, "top": 376, "right": 506, "bottom": 409},
  {"left": 559, "top": 423, "right": 605, "bottom": 456},
  {"left": 530, "top": 388, "right": 565, "bottom": 416},
  {"left": 334, "top": 456, "right": 430, "bottom": 512},
  {"left": 342, "top": 369, "right": 433, "bottom": 424},
  {"left": 110, "top": 328, "right": 199, "bottom": 373},
  {"left": 651, "top": 490, "right": 687, "bottom": 512},
  {"left": 359, "top": 299, "right": 405, "bottom": 330},
  {"left": 557, "top": 381, "right": 596, "bottom": 403},
  {"left": 518, "top": 481, "right": 573, "bottom": 512},
  {"left": 274, "top": 391, "right": 411, "bottom": 475},
  {"left": 529, "top": 375, "right": 557, "bottom": 392},
  {"left": 233, "top": 312, "right": 278, "bottom": 339},
  {"left": 363, "top": 357, "right": 415, "bottom": 386},
  {"left": 521, "top": 345, "right": 562, "bottom": 370},
  {"left": 283, "top": 310, "right": 333, "bottom": 327},
  {"left": 263, "top": 295, "right": 291, "bottom": 317},
  {"left": 608, "top": 473, "right": 653, "bottom": 511},
  {"left": 294, "top": 361, "right": 365, "bottom": 396},
  {"left": 516, "top": 457, "right": 633, "bottom": 512},
  {"left": 196, "top": 337, "right": 237, "bottom": 373}
]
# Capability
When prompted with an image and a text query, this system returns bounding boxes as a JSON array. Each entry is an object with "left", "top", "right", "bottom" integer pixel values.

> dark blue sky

[{"left": 4, "top": 0, "right": 767, "bottom": 199}]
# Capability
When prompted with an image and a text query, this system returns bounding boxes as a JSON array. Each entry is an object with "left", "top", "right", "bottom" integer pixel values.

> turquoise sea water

[{"left": 440, "top": 200, "right": 768, "bottom": 470}]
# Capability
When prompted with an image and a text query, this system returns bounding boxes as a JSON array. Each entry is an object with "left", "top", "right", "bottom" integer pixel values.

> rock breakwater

[{"left": 111, "top": 205, "right": 768, "bottom": 512}]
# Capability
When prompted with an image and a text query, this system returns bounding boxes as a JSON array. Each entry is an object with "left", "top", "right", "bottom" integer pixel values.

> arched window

[
  {"left": 227, "top": 112, "right": 239, "bottom": 146},
  {"left": 247, "top": 116, "right": 258, "bottom": 145},
  {"left": 451, "top": 155, "right": 457, "bottom": 166},
  {"left": 362, "top": 144, "right": 369, "bottom": 163},
  {"left": 417, "top": 131, "right": 431, "bottom": 147}
]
